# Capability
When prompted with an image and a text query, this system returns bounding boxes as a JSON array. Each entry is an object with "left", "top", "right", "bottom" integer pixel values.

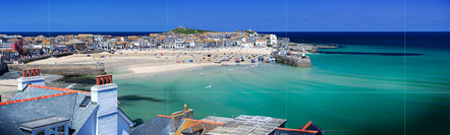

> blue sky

[{"left": 0, "top": 0, "right": 449, "bottom": 31}]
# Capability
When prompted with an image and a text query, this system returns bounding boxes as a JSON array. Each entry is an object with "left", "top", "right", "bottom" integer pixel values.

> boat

[
  {"left": 235, "top": 59, "right": 241, "bottom": 63},
  {"left": 269, "top": 56, "right": 276, "bottom": 62},
  {"left": 214, "top": 60, "right": 221, "bottom": 63},
  {"left": 251, "top": 59, "right": 256, "bottom": 63},
  {"left": 240, "top": 57, "right": 245, "bottom": 62},
  {"left": 258, "top": 56, "right": 264, "bottom": 61}
]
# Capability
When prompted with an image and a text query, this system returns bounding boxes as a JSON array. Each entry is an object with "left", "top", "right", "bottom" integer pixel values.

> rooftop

[
  {"left": 0, "top": 84, "right": 97, "bottom": 135},
  {"left": 206, "top": 115, "right": 286, "bottom": 135},
  {"left": 19, "top": 116, "right": 70, "bottom": 131}
]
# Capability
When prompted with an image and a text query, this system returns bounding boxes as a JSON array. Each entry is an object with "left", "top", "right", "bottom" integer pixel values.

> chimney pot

[
  {"left": 26, "top": 70, "right": 31, "bottom": 77},
  {"left": 100, "top": 77, "right": 105, "bottom": 85},
  {"left": 22, "top": 70, "right": 26, "bottom": 77},
  {"left": 108, "top": 75, "right": 112, "bottom": 83},
  {"left": 103, "top": 75, "right": 109, "bottom": 84},
  {"left": 36, "top": 69, "right": 40, "bottom": 76},
  {"left": 96, "top": 76, "right": 100, "bottom": 85},
  {"left": 31, "top": 69, "right": 35, "bottom": 76}
]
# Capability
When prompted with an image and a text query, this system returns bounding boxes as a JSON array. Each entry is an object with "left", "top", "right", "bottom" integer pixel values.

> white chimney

[
  {"left": 91, "top": 75, "right": 118, "bottom": 135},
  {"left": 17, "top": 69, "right": 44, "bottom": 91}
]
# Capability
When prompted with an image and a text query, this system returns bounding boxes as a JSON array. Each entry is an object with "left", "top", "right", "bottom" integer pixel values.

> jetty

[{"left": 274, "top": 54, "right": 311, "bottom": 67}]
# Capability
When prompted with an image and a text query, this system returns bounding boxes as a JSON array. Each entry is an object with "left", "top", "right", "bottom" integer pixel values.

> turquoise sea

[{"left": 109, "top": 32, "right": 450, "bottom": 135}]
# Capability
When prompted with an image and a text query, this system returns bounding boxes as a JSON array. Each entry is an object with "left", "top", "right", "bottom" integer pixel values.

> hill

[{"left": 165, "top": 26, "right": 211, "bottom": 34}]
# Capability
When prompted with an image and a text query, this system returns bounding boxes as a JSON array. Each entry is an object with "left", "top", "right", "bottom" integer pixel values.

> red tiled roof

[
  {"left": 276, "top": 127, "right": 319, "bottom": 134},
  {"left": 0, "top": 85, "right": 90, "bottom": 106},
  {"left": 29, "top": 84, "right": 90, "bottom": 94},
  {"left": 0, "top": 92, "right": 77, "bottom": 106},
  {"left": 302, "top": 121, "right": 313, "bottom": 130}
]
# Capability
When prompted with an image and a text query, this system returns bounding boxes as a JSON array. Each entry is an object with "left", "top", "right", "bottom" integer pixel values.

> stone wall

[{"left": 8, "top": 64, "right": 105, "bottom": 75}]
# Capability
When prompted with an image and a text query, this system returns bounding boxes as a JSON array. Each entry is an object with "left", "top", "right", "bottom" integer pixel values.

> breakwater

[
  {"left": 273, "top": 54, "right": 311, "bottom": 67},
  {"left": 8, "top": 63, "right": 105, "bottom": 75},
  {"left": 14, "top": 52, "right": 74, "bottom": 64}
]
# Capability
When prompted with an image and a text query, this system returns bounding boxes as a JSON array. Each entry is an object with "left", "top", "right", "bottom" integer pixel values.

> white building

[
  {"left": 0, "top": 71, "right": 134, "bottom": 135},
  {"left": 242, "top": 42, "right": 253, "bottom": 48}
]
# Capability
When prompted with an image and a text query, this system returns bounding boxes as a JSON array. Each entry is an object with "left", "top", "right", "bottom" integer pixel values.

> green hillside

[{"left": 165, "top": 26, "right": 211, "bottom": 34}]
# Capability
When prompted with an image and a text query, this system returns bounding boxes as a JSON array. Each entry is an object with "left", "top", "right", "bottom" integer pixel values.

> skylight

[{"left": 80, "top": 96, "right": 91, "bottom": 107}]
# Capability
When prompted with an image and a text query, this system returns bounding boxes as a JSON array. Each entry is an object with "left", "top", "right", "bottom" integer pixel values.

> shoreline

[{"left": 25, "top": 48, "right": 272, "bottom": 76}]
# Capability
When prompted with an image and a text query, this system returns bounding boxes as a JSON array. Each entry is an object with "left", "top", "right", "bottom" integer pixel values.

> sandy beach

[{"left": 27, "top": 48, "right": 272, "bottom": 75}]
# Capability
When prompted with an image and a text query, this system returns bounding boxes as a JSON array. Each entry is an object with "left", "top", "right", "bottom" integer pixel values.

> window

[
  {"left": 36, "top": 130, "right": 45, "bottom": 135},
  {"left": 57, "top": 126, "right": 65, "bottom": 135},
  {"left": 47, "top": 127, "right": 55, "bottom": 132},
  {"left": 80, "top": 96, "right": 91, "bottom": 107}
]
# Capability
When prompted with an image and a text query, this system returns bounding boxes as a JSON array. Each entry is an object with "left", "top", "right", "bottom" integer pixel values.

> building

[
  {"left": 66, "top": 39, "right": 87, "bottom": 51},
  {"left": 130, "top": 105, "right": 323, "bottom": 135},
  {"left": 0, "top": 69, "right": 134, "bottom": 135},
  {"left": 256, "top": 39, "right": 267, "bottom": 47},
  {"left": 242, "top": 42, "right": 254, "bottom": 48}
]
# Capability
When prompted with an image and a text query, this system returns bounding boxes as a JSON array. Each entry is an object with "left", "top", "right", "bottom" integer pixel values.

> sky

[{"left": 0, "top": 0, "right": 449, "bottom": 32}]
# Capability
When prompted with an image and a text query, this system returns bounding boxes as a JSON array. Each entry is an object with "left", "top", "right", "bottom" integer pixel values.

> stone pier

[
  {"left": 274, "top": 54, "right": 311, "bottom": 67},
  {"left": 8, "top": 64, "right": 105, "bottom": 75}
]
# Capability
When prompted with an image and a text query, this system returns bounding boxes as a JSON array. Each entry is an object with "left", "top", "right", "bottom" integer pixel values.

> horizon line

[{"left": 1, "top": 30, "right": 449, "bottom": 33}]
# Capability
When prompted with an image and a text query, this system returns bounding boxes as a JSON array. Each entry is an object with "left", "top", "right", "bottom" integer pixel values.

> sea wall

[
  {"left": 8, "top": 64, "right": 105, "bottom": 75},
  {"left": 274, "top": 54, "right": 311, "bottom": 67}
]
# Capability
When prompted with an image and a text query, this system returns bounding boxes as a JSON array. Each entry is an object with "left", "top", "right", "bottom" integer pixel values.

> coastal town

[
  {"left": 1, "top": 26, "right": 279, "bottom": 61},
  {"left": 0, "top": 27, "right": 323, "bottom": 135}
]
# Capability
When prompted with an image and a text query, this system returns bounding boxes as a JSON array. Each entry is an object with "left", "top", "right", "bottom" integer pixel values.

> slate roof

[
  {"left": 10, "top": 87, "right": 67, "bottom": 101},
  {"left": 206, "top": 115, "right": 287, "bottom": 135},
  {"left": 0, "top": 85, "right": 98, "bottom": 135},
  {"left": 130, "top": 116, "right": 170, "bottom": 135},
  {"left": 19, "top": 116, "right": 70, "bottom": 130}
]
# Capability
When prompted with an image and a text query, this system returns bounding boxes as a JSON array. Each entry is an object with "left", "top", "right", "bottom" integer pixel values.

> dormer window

[{"left": 19, "top": 116, "right": 70, "bottom": 135}]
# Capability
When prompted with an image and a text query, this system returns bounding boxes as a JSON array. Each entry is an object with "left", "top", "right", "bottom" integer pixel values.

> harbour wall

[
  {"left": 8, "top": 64, "right": 105, "bottom": 75},
  {"left": 274, "top": 54, "right": 312, "bottom": 67}
]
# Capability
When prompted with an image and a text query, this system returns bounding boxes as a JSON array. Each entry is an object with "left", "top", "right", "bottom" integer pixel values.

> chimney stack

[
  {"left": 91, "top": 74, "right": 118, "bottom": 135},
  {"left": 169, "top": 104, "right": 194, "bottom": 132},
  {"left": 17, "top": 68, "right": 44, "bottom": 91}
]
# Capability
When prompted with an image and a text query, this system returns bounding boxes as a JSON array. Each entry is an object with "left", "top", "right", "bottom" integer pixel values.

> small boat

[
  {"left": 214, "top": 60, "right": 221, "bottom": 63},
  {"left": 269, "top": 56, "right": 276, "bottom": 62},
  {"left": 235, "top": 59, "right": 241, "bottom": 63},
  {"left": 265, "top": 60, "right": 270, "bottom": 63},
  {"left": 251, "top": 59, "right": 256, "bottom": 63},
  {"left": 240, "top": 57, "right": 245, "bottom": 62},
  {"left": 258, "top": 56, "right": 264, "bottom": 61}
]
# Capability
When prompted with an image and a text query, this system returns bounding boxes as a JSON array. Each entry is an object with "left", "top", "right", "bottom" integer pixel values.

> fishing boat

[{"left": 235, "top": 59, "right": 241, "bottom": 63}]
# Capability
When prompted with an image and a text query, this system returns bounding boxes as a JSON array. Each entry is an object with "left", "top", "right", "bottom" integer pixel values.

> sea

[{"left": 3, "top": 32, "right": 449, "bottom": 135}]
